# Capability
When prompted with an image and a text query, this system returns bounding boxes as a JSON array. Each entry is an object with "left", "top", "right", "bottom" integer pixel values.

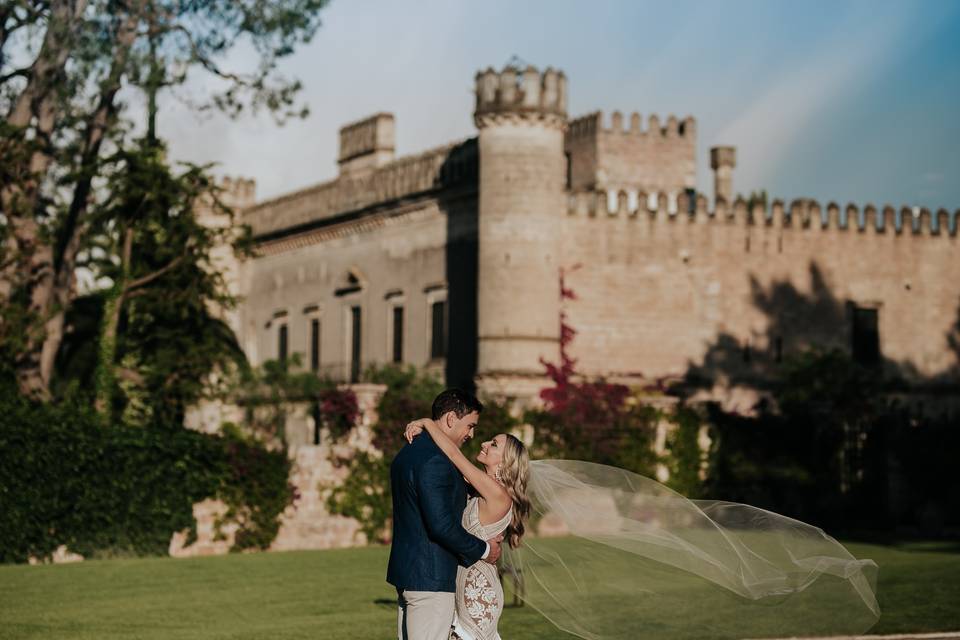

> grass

[{"left": 0, "top": 541, "right": 958, "bottom": 639}]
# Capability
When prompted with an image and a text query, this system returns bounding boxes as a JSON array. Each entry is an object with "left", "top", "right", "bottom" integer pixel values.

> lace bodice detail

[
  {"left": 452, "top": 497, "right": 512, "bottom": 640},
  {"left": 462, "top": 496, "right": 512, "bottom": 540}
]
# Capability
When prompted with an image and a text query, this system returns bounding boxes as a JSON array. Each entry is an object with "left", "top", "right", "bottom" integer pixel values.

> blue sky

[{"left": 161, "top": 0, "right": 960, "bottom": 210}]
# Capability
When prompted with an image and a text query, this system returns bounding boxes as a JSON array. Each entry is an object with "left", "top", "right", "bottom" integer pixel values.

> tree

[
  {"left": 78, "top": 138, "right": 250, "bottom": 425},
  {"left": 680, "top": 269, "right": 960, "bottom": 530},
  {"left": 1, "top": 0, "right": 329, "bottom": 399}
]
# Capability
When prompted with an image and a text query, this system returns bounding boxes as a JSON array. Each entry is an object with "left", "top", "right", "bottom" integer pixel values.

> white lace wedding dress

[{"left": 451, "top": 496, "right": 513, "bottom": 640}]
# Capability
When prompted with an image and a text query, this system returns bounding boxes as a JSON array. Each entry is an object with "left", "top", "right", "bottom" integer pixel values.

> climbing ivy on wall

[{"left": 0, "top": 391, "right": 294, "bottom": 563}]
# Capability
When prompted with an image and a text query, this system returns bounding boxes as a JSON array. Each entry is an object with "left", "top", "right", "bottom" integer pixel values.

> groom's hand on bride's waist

[{"left": 483, "top": 534, "right": 504, "bottom": 564}]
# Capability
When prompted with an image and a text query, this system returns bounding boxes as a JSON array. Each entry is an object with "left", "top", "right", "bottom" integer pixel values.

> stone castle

[
  {"left": 208, "top": 63, "right": 959, "bottom": 445},
  {"left": 165, "top": 63, "right": 960, "bottom": 556}
]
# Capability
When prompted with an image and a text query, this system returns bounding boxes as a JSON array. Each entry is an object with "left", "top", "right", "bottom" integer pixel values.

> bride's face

[{"left": 477, "top": 434, "right": 507, "bottom": 470}]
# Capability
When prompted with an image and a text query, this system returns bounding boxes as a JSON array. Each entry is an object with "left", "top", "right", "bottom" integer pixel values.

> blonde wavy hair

[{"left": 498, "top": 434, "right": 532, "bottom": 549}]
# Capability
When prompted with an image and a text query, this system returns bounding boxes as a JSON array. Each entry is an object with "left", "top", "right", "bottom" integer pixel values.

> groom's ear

[{"left": 438, "top": 411, "right": 453, "bottom": 431}]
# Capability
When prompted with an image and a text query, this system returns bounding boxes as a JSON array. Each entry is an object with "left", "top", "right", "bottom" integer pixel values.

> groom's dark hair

[{"left": 431, "top": 388, "right": 483, "bottom": 421}]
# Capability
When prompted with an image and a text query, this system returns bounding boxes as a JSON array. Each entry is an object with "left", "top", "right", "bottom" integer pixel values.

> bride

[
  {"left": 404, "top": 418, "right": 880, "bottom": 640},
  {"left": 403, "top": 419, "right": 531, "bottom": 640}
]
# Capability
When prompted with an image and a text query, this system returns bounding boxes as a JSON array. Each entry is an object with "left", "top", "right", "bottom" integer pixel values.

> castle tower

[
  {"left": 199, "top": 176, "right": 256, "bottom": 337},
  {"left": 710, "top": 146, "right": 736, "bottom": 203},
  {"left": 473, "top": 65, "right": 568, "bottom": 400},
  {"left": 185, "top": 176, "right": 256, "bottom": 434}
]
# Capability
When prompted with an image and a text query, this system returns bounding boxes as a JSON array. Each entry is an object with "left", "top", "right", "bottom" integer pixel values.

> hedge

[{"left": 0, "top": 394, "right": 294, "bottom": 563}]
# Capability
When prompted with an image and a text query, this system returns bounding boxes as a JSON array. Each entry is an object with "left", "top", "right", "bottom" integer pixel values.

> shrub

[
  {"left": 700, "top": 348, "right": 960, "bottom": 532},
  {"left": 232, "top": 355, "right": 357, "bottom": 445},
  {"left": 325, "top": 451, "right": 391, "bottom": 543},
  {"left": 664, "top": 404, "right": 706, "bottom": 498},
  {"left": 0, "top": 392, "right": 294, "bottom": 563},
  {"left": 325, "top": 364, "right": 443, "bottom": 542},
  {"left": 531, "top": 277, "right": 659, "bottom": 476},
  {"left": 526, "top": 390, "right": 659, "bottom": 476},
  {"left": 362, "top": 363, "right": 445, "bottom": 455}
]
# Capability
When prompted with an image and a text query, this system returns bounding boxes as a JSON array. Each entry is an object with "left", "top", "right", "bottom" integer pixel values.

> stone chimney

[
  {"left": 710, "top": 146, "right": 736, "bottom": 204},
  {"left": 338, "top": 113, "right": 395, "bottom": 177}
]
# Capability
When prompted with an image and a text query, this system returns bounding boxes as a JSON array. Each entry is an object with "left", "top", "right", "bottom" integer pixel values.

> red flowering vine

[{"left": 534, "top": 266, "right": 655, "bottom": 472}]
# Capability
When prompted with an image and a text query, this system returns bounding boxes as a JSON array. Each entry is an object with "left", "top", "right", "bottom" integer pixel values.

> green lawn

[{"left": 0, "top": 541, "right": 958, "bottom": 639}]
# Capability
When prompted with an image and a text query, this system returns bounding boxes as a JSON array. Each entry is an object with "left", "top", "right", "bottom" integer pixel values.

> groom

[{"left": 387, "top": 388, "right": 503, "bottom": 640}]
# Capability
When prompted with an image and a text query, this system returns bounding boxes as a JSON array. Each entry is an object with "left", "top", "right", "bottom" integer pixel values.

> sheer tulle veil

[{"left": 501, "top": 460, "right": 880, "bottom": 640}]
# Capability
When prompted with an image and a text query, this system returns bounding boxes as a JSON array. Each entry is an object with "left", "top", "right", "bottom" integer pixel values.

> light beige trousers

[{"left": 397, "top": 590, "right": 456, "bottom": 640}]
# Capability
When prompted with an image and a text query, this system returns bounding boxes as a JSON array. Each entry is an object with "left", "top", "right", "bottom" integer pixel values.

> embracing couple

[
  {"left": 385, "top": 389, "right": 883, "bottom": 640},
  {"left": 386, "top": 388, "right": 530, "bottom": 640}
]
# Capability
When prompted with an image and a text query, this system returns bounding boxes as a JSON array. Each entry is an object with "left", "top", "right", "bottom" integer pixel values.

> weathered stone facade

[
  {"left": 167, "top": 62, "right": 960, "bottom": 556},
  {"left": 177, "top": 383, "right": 385, "bottom": 556},
  {"left": 218, "top": 64, "right": 958, "bottom": 413}
]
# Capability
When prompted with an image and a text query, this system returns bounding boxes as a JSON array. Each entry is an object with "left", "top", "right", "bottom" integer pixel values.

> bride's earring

[{"left": 495, "top": 466, "right": 503, "bottom": 483}]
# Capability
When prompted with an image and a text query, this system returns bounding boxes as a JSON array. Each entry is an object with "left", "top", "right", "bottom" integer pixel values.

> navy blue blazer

[{"left": 386, "top": 434, "right": 487, "bottom": 593}]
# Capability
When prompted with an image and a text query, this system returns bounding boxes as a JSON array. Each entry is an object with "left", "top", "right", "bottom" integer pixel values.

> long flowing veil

[{"left": 501, "top": 460, "right": 880, "bottom": 640}]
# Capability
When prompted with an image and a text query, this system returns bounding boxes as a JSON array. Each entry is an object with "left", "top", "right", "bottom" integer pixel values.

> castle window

[
  {"left": 278, "top": 324, "right": 288, "bottom": 363},
  {"left": 425, "top": 286, "right": 448, "bottom": 362},
  {"left": 564, "top": 151, "right": 572, "bottom": 189},
  {"left": 385, "top": 290, "right": 405, "bottom": 364},
  {"left": 430, "top": 300, "right": 448, "bottom": 360},
  {"left": 392, "top": 306, "right": 404, "bottom": 363},
  {"left": 349, "top": 306, "right": 362, "bottom": 383},
  {"left": 309, "top": 310, "right": 325, "bottom": 444},
  {"left": 851, "top": 306, "right": 880, "bottom": 366},
  {"left": 310, "top": 318, "right": 320, "bottom": 372}
]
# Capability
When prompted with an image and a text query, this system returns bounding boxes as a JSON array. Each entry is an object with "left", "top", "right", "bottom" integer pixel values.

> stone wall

[
  {"left": 560, "top": 192, "right": 960, "bottom": 412},
  {"left": 242, "top": 138, "right": 477, "bottom": 238},
  {"left": 268, "top": 446, "right": 364, "bottom": 551},
  {"left": 226, "top": 62, "right": 959, "bottom": 416},
  {"left": 269, "top": 383, "right": 384, "bottom": 552},
  {"left": 173, "top": 383, "right": 387, "bottom": 558},
  {"left": 237, "top": 191, "right": 478, "bottom": 387},
  {"left": 235, "top": 138, "right": 479, "bottom": 389}
]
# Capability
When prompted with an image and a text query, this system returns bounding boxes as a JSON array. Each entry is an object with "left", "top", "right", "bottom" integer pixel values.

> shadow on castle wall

[
  {"left": 439, "top": 140, "right": 480, "bottom": 392},
  {"left": 672, "top": 262, "right": 959, "bottom": 533},
  {"left": 679, "top": 261, "right": 960, "bottom": 415},
  {"left": 948, "top": 303, "right": 960, "bottom": 366}
]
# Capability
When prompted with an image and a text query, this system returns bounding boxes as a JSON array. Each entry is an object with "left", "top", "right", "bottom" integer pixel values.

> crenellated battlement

[
  {"left": 566, "top": 110, "right": 695, "bottom": 139},
  {"left": 474, "top": 65, "right": 567, "bottom": 127},
  {"left": 567, "top": 111, "right": 602, "bottom": 137},
  {"left": 564, "top": 109, "right": 696, "bottom": 193},
  {"left": 565, "top": 188, "right": 959, "bottom": 237},
  {"left": 244, "top": 140, "right": 478, "bottom": 238},
  {"left": 218, "top": 176, "right": 257, "bottom": 210}
]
